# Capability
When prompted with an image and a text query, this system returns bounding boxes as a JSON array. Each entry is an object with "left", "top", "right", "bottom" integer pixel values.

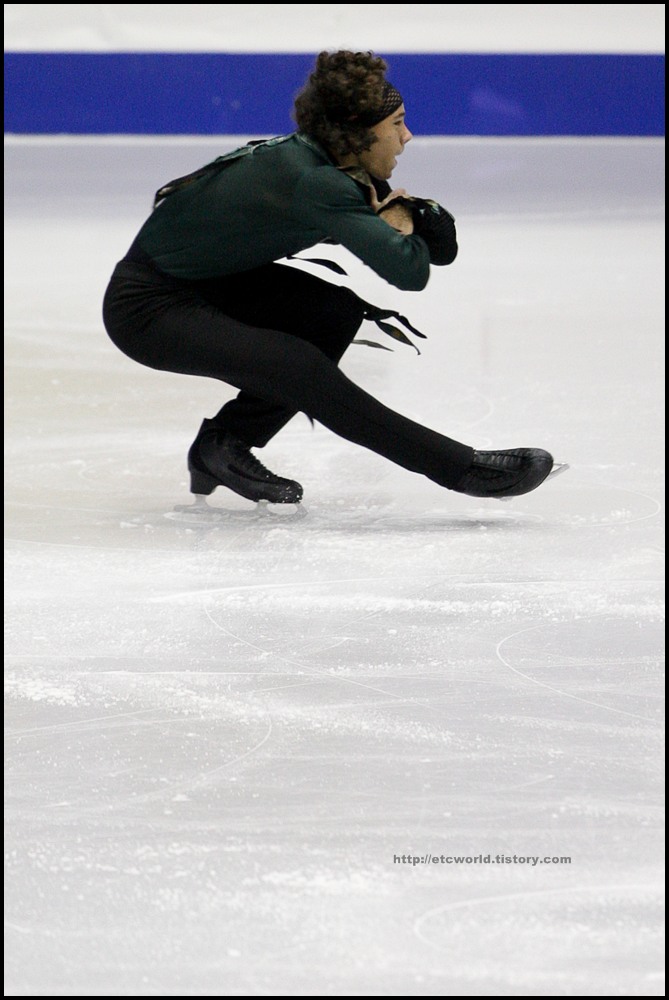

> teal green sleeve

[{"left": 293, "top": 167, "right": 431, "bottom": 291}]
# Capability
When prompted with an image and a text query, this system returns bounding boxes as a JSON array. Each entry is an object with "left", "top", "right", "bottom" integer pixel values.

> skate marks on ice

[
  {"left": 4, "top": 666, "right": 280, "bottom": 819},
  {"left": 157, "top": 473, "right": 651, "bottom": 537},
  {"left": 480, "top": 473, "right": 660, "bottom": 531},
  {"left": 5, "top": 448, "right": 662, "bottom": 546},
  {"left": 553, "top": 480, "right": 663, "bottom": 529},
  {"left": 4, "top": 491, "right": 552, "bottom": 545},
  {"left": 495, "top": 617, "right": 663, "bottom": 724},
  {"left": 156, "top": 467, "right": 662, "bottom": 536},
  {"left": 413, "top": 881, "right": 664, "bottom": 997}
]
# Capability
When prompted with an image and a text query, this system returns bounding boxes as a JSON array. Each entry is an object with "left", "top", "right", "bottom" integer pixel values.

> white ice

[{"left": 4, "top": 136, "right": 665, "bottom": 996}]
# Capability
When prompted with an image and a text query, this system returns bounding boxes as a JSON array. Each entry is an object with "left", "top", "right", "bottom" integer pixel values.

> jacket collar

[{"left": 295, "top": 132, "right": 338, "bottom": 165}]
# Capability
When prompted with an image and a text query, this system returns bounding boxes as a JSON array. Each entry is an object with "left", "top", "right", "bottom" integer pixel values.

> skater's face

[{"left": 359, "top": 104, "right": 413, "bottom": 180}]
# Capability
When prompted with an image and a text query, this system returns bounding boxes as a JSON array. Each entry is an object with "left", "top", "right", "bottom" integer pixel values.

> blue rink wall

[{"left": 4, "top": 52, "right": 665, "bottom": 135}]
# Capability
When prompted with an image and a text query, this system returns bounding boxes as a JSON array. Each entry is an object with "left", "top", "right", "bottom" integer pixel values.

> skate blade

[
  {"left": 496, "top": 461, "right": 570, "bottom": 502},
  {"left": 166, "top": 496, "right": 307, "bottom": 524},
  {"left": 547, "top": 461, "right": 570, "bottom": 480}
]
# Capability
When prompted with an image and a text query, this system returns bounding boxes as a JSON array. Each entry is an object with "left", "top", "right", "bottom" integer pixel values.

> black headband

[{"left": 330, "top": 81, "right": 404, "bottom": 129}]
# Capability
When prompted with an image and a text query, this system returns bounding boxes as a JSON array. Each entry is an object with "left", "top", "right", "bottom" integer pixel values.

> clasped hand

[{"left": 370, "top": 187, "right": 415, "bottom": 235}]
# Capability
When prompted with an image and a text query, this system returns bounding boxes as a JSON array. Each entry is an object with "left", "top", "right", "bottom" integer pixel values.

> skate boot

[
  {"left": 453, "top": 448, "right": 554, "bottom": 499},
  {"left": 188, "top": 419, "right": 303, "bottom": 504}
]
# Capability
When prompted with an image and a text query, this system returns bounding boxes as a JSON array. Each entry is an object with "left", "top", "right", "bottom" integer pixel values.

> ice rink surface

[{"left": 4, "top": 136, "right": 665, "bottom": 996}]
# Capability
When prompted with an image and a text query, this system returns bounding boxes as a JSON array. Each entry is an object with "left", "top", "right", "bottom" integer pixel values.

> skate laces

[
  {"left": 228, "top": 438, "right": 290, "bottom": 483},
  {"left": 469, "top": 465, "right": 507, "bottom": 482},
  {"left": 230, "top": 441, "right": 270, "bottom": 476}
]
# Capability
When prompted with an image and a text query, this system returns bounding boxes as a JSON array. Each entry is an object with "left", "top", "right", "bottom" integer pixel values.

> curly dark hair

[{"left": 292, "top": 50, "right": 390, "bottom": 158}]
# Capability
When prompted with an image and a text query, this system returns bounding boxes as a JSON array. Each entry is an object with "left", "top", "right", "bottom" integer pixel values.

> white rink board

[{"left": 4, "top": 3, "right": 664, "bottom": 51}]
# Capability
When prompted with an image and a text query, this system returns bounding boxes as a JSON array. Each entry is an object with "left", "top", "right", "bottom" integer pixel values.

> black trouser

[{"left": 102, "top": 260, "right": 474, "bottom": 488}]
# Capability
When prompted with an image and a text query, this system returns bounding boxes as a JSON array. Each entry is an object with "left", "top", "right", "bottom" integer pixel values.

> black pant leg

[
  {"left": 102, "top": 261, "right": 474, "bottom": 488},
  {"left": 193, "top": 263, "right": 366, "bottom": 447}
]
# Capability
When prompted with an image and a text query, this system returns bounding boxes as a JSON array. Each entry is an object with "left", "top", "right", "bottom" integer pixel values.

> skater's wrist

[{"left": 377, "top": 200, "right": 414, "bottom": 234}]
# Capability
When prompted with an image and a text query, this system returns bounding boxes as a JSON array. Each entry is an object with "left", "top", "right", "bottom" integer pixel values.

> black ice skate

[
  {"left": 453, "top": 448, "right": 555, "bottom": 499},
  {"left": 187, "top": 419, "right": 303, "bottom": 504}
]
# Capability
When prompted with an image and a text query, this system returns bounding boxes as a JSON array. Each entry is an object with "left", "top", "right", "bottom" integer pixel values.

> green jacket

[{"left": 132, "top": 132, "right": 432, "bottom": 290}]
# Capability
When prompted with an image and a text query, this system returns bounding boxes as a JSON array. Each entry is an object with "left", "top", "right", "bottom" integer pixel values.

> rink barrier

[{"left": 4, "top": 52, "right": 665, "bottom": 135}]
